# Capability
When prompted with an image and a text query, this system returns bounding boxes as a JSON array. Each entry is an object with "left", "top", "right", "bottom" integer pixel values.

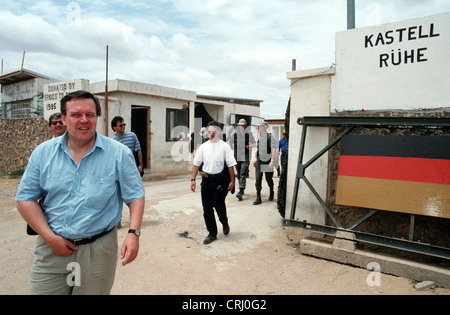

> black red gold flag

[{"left": 336, "top": 135, "right": 450, "bottom": 219}]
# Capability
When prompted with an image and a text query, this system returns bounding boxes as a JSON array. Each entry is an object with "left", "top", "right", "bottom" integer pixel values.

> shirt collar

[{"left": 58, "top": 131, "right": 104, "bottom": 152}]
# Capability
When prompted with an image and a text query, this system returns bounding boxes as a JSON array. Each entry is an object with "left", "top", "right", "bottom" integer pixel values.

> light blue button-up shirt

[{"left": 16, "top": 132, "right": 145, "bottom": 239}]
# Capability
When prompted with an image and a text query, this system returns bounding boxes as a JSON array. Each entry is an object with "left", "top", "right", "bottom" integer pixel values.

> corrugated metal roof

[
  {"left": 0, "top": 68, "right": 56, "bottom": 85},
  {"left": 197, "top": 94, "right": 263, "bottom": 106}
]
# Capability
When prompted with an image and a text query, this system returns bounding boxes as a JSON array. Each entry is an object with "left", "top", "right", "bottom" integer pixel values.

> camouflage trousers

[{"left": 235, "top": 160, "right": 250, "bottom": 189}]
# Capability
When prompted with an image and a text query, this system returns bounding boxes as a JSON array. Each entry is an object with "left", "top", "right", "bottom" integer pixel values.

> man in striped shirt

[{"left": 111, "top": 116, "right": 144, "bottom": 176}]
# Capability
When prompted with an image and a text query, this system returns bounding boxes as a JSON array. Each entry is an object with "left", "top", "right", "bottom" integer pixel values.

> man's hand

[
  {"left": 121, "top": 234, "right": 139, "bottom": 266},
  {"left": 47, "top": 235, "right": 78, "bottom": 256},
  {"left": 17, "top": 200, "right": 78, "bottom": 256},
  {"left": 228, "top": 181, "right": 234, "bottom": 192}
]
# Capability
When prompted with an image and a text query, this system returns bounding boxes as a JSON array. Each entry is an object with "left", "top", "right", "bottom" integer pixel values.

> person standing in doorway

[
  {"left": 191, "top": 121, "right": 236, "bottom": 245},
  {"left": 16, "top": 90, "right": 145, "bottom": 295},
  {"left": 111, "top": 116, "right": 144, "bottom": 177},
  {"left": 253, "top": 121, "right": 277, "bottom": 205},
  {"left": 48, "top": 112, "right": 67, "bottom": 138},
  {"left": 227, "top": 119, "right": 255, "bottom": 201}
]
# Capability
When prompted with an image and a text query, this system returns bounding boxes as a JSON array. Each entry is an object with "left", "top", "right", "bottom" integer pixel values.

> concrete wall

[
  {"left": 285, "top": 67, "right": 335, "bottom": 224},
  {"left": 111, "top": 91, "right": 190, "bottom": 175},
  {"left": 2, "top": 78, "right": 49, "bottom": 118}
]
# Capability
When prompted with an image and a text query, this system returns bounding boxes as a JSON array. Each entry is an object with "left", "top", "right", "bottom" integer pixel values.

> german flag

[{"left": 336, "top": 135, "right": 450, "bottom": 219}]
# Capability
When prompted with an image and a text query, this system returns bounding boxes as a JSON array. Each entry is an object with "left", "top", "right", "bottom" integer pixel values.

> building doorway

[{"left": 131, "top": 106, "right": 151, "bottom": 170}]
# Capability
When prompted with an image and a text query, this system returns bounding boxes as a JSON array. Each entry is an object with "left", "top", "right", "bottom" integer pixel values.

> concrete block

[
  {"left": 299, "top": 238, "right": 450, "bottom": 288},
  {"left": 335, "top": 230, "right": 356, "bottom": 240},
  {"left": 415, "top": 281, "right": 435, "bottom": 291},
  {"left": 332, "top": 238, "right": 357, "bottom": 252},
  {"left": 332, "top": 231, "right": 357, "bottom": 252}
]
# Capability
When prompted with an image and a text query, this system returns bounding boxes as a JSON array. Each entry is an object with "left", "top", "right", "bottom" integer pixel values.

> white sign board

[
  {"left": 332, "top": 12, "right": 450, "bottom": 112},
  {"left": 43, "top": 79, "right": 90, "bottom": 120}
]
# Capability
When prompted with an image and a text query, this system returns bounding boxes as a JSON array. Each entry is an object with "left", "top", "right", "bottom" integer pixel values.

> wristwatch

[{"left": 128, "top": 229, "right": 141, "bottom": 236}]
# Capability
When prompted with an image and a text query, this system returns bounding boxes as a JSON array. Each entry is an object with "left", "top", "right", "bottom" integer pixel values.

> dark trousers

[
  {"left": 201, "top": 176, "right": 229, "bottom": 236},
  {"left": 255, "top": 161, "right": 274, "bottom": 192}
]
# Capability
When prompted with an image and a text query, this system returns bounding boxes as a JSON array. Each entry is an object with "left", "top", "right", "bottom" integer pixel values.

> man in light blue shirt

[{"left": 16, "top": 90, "right": 145, "bottom": 295}]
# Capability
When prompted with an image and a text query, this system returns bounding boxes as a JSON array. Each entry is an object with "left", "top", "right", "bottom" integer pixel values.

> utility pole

[
  {"left": 105, "top": 45, "right": 109, "bottom": 136},
  {"left": 347, "top": 0, "right": 355, "bottom": 29},
  {"left": 21, "top": 51, "right": 26, "bottom": 68}
]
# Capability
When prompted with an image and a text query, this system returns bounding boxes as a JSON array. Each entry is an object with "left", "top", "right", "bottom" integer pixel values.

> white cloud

[{"left": 1, "top": 0, "right": 450, "bottom": 118}]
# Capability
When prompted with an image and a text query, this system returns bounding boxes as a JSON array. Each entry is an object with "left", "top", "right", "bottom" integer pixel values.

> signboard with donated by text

[
  {"left": 43, "top": 79, "right": 90, "bottom": 121},
  {"left": 332, "top": 12, "right": 449, "bottom": 112}
]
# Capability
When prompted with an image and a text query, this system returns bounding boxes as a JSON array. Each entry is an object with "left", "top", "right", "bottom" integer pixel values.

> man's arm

[
  {"left": 227, "top": 166, "right": 235, "bottom": 192},
  {"left": 121, "top": 196, "right": 145, "bottom": 266},
  {"left": 191, "top": 165, "right": 200, "bottom": 192},
  {"left": 16, "top": 200, "right": 78, "bottom": 256},
  {"left": 137, "top": 150, "right": 143, "bottom": 173},
  {"left": 269, "top": 135, "right": 278, "bottom": 168}
]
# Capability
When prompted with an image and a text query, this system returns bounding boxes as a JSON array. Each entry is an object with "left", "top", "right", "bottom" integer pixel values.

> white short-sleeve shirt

[{"left": 193, "top": 140, "right": 237, "bottom": 174}]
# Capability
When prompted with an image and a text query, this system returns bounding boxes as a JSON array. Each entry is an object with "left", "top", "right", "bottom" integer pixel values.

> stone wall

[{"left": 0, "top": 118, "right": 51, "bottom": 174}]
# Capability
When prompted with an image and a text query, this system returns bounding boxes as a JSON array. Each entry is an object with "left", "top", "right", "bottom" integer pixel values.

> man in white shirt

[{"left": 191, "top": 121, "right": 237, "bottom": 244}]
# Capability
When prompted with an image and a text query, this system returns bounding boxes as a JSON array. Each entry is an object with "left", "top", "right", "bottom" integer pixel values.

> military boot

[
  {"left": 236, "top": 188, "right": 244, "bottom": 201},
  {"left": 253, "top": 191, "right": 262, "bottom": 205}
]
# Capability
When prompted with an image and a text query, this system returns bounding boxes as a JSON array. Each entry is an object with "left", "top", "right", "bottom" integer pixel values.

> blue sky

[{"left": 1, "top": 0, "right": 449, "bottom": 118}]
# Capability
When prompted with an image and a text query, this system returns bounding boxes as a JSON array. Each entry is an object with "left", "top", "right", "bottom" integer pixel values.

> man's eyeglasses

[
  {"left": 207, "top": 131, "right": 216, "bottom": 134},
  {"left": 119, "top": 124, "right": 126, "bottom": 127},
  {"left": 51, "top": 121, "right": 63, "bottom": 125}
]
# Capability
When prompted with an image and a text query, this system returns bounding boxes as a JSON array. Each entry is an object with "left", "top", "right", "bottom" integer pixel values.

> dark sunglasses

[
  {"left": 119, "top": 124, "right": 126, "bottom": 127},
  {"left": 51, "top": 121, "right": 63, "bottom": 125},
  {"left": 207, "top": 131, "right": 216, "bottom": 134}
]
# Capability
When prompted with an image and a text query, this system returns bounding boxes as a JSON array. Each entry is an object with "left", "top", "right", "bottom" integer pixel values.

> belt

[
  {"left": 200, "top": 171, "right": 220, "bottom": 178},
  {"left": 67, "top": 229, "right": 113, "bottom": 246}
]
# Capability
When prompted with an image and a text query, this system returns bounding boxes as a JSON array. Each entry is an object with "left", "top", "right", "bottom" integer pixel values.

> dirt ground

[{"left": 1, "top": 174, "right": 449, "bottom": 295}]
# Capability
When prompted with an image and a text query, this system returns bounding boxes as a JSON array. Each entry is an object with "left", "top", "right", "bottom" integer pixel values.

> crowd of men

[{"left": 15, "top": 90, "right": 287, "bottom": 294}]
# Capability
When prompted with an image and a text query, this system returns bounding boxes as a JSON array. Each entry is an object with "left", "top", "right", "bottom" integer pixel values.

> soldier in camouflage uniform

[{"left": 227, "top": 119, "right": 255, "bottom": 201}]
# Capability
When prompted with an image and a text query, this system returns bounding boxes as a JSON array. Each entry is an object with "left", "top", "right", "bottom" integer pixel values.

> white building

[{"left": 1, "top": 71, "right": 263, "bottom": 177}]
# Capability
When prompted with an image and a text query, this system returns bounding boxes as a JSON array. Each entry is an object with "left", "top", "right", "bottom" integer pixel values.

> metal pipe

[
  {"left": 347, "top": 0, "right": 355, "bottom": 29},
  {"left": 105, "top": 45, "right": 109, "bottom": 137}
]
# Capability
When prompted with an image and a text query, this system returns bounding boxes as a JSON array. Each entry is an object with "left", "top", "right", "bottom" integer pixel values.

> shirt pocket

[{"left": 81, "top": 175, "right": 116, "bottom": 209}]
